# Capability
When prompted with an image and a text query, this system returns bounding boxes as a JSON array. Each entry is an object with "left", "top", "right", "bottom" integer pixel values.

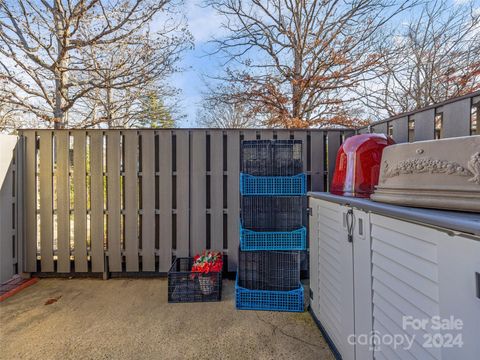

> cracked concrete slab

[{"left": 0, "top": 278, "right": 333, "bottom": 360}]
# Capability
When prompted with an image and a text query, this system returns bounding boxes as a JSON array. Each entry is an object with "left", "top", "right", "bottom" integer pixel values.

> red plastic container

[{"left": 330, "top": 134, "right": 395, "bottom": 198}]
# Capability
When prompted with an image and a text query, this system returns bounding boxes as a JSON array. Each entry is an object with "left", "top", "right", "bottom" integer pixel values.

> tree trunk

[
  {"left": 291, "top": 49, "right": 303, "bottom": 121},
  {"left": 53, "top": 2, "right": 69, "bottom": 129},
  {"left": 106, "top": 84, "right": 113, "bottom": 128}
]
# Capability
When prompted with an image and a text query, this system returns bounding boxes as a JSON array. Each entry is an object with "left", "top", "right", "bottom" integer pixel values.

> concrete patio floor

[{"left": 0, "top": 278, "right": 334, "bottom": 360}]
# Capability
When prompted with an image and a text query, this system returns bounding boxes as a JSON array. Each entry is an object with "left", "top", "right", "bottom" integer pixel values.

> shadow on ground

[{"left": 0, "top": 278, "right": 333, "bottom": 360}]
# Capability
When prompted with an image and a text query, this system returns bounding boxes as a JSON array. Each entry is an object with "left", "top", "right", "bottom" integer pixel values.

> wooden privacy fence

[
  {"left": 359, "top": 90, "right": 480, "bottom": 140},
  {"left": 13, "top": 91, "right": 479, "bottom": 276},
  {"left": 18, "top": 129, "right": 353, "bottom": 274}
]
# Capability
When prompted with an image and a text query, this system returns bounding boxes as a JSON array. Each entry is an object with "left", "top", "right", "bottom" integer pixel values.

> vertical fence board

[
  {"left": 124, "top": 131, "right": 138, "bottom": 271},
  {"left": 107, "top": 131, "right": 122, "bottom": 272},
  {"left": 310, "top": 131, "right": 325, "bottom": 192},
  {"left": 90, "top": 132, "right": 104, "bottom": 273},
  {"left": 443, "top": 98, "right": 471, "bottom": 138},
  {"left": 190, "top": 131, "right": 206, "bottom": 254},
  {"left": 260, "top": 130, "right": 274, "bottom": 139},
  {"left": 0, "top": 137, "right": 16, "bottom": 282},
  {"left": 15, "top": 137, "right": 24, "bottom": 274},
  {"left": 210, "top": 130, "right": 224, "bottom": 251},
  {"left": 293, "top": 131, "right": 307, "bottom": 173},
  {"left": 73, "top": 132, "right": 87, "bottom": 272},
  {"left": 39, "top": 131, "right": 54, "bottom": 272},
  {"left": 392, "top": 117, "right": 408, "bottom": 143},
  {"left": 413, "top": 109, "right": 435, "bottom": 141},
  {"left": 158, "top": 131, "right": 172, "bottom": 271},
  {"left": 242, "top": 130, "right": 257, "bottom": 141},
  {"left": 24, "top": 131, "right": 37, "bottom": 272},
  {"left": 276, "top": 130, "right": 290, "bottom": 140},
  {"left": 327, "top": 132, "right": 341, "bottom": 191},
  {"left": 56, "top": 131, "right": 70, "bottom": 272},
  {"left": 176, "top": 131, "right": 189, "bottom": 257},
  {"left": 227, "top": 131, "right": 240, "bottom": 272},
  {"left": 141, "top": 131, "right": 155, "bottom": 271}
]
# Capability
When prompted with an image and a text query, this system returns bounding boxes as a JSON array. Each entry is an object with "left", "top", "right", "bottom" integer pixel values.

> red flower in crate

[
  {"left": 191, "top": 250, "right": 223, "bottom": 296},
  {"left": 191, "top": 250, "right": 223, "bottom": 274}
]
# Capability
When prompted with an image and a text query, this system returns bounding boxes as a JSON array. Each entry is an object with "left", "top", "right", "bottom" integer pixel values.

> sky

[
  {"left": 169, "top": 1, "right": 225, "bottom": 127},
  {"left": 159, "top": 0, "right": 479, "bottom": 127}
]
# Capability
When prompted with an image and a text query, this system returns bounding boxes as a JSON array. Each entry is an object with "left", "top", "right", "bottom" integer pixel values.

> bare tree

[
  {"left": 361, "top": 0, "right": 480, "bottom": 119},
  {"left": 197, "top": 83, "right": 258, "bottom": 128},
  {"left": 0, "top": 0, "right": 190, "bottom": 129},
  {"left": 75, "top": 18, "right": 191, "bottom": 128},
  {"left": 197, "top": 97, "right": 257, "bottom": 128},
  {"left": 205, "top": 0, "right": 416, "bottom": 128}
]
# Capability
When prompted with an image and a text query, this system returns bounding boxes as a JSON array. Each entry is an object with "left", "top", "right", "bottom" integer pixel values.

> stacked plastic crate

[{"left": 235, "top": 140, "right": 306, "bottom": 312}]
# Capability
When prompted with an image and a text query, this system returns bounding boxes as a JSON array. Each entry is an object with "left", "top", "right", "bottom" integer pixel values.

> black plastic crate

[
  {"left": 238, "top": 250, "right": 301, "bottom": 291},
  {"left": 241, "top": 196, "right": 307, "bottom": 231},
  {"left": 168, "top": 257, "right": 222, "bottom": 303},
  {"left": 241, "top": 140, "right": 303, "bottom": 176}
]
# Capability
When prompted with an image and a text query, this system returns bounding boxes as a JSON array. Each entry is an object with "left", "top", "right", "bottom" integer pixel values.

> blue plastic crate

[
  {"left": 240, "top": 173, "right": 306, "bottom": 196},
  {"left": 235, "top": 275, "right": 304, "bottom": 312},
  {"left": 240, "top": 225, "right": 306, "bottom": 251}
]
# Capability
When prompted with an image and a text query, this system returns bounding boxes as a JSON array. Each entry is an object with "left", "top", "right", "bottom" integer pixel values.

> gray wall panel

[
  {"left": 413, "top": 109, "right": 435, "bottom": 141},
  {"left": 391, "top": 117, "right": 408, "bottom": 143},
  {"left": 443, "top": 98, "right": 471, "bottom": 138}
]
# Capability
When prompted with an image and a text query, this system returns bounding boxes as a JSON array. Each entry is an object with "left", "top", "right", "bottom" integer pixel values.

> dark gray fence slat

[
  {"left": 443, "top": 98, "right": 471, "bottom": 138},
  {"left": 327, "top": 132, "right": 341, "bottom": 191},
  {"left": 39, "top": 131, "right": 54, "bottom": 272},
  {"left": 73, "top": 132, "right": 87, "bottom": 272},
  {"left": 391, "top": 116, "right": 408, "bottom": 143},
  {"left": 343, "top": 130, "right": 356, "bottom": 139},
  {"left": 124, "top": 131, "right": 138, "bottom": 271},
  {"left": 210, "top": 130, "right": 223, "bottom": 251},
  {"left": 293, "top": 131, "right": 307, "bottom": 173},
  {"left": 372, "top": 122, "right": 388, "bottom": 135},
  {"left": 176, "top": 131, "right": 189, "bottom": 257},
  {"left": 89, "top": 132, "right": 104, "bottom": 273},
  {"left": 158, "top": 131, "right": 172, "bottom": 271},
  {"left": 24, "top": 131, "right": 37, "bottom": 272},
  {"left": 107, "top": 131, "right": 122, "bottom": 272},
  {"left": 190, "top": 131, "right": 207, "bottom": 254},
  {"left": 413, "top": 109, "right": 435, "bottom": 141},
  {"left": 310, "top": 131, "right": 325, "bottom": 192},
  {"left": 141, "top": 131, "right": 155, "bottom": 271},
  {"left": 56, "top": 131, "right": 70, "bottom": 272},
  {"left": 227, "top": 130, "right": 240, "bottom": 272}
]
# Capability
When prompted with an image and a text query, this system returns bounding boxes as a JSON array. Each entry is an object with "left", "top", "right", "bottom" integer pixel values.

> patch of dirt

[{"left": 44, "top": 296, "right": 62, "bottom": 305}]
